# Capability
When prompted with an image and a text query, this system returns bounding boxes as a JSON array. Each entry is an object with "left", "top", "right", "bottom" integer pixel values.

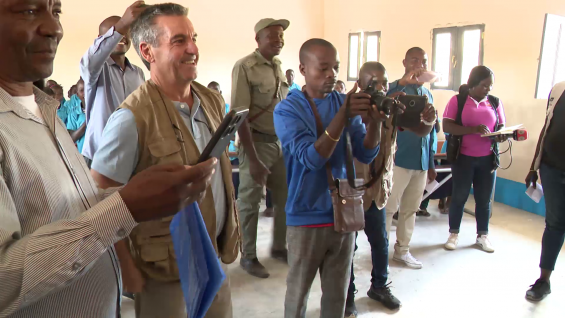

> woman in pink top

[{"left": 442, "top": 66, "right": 507, "bottom": 253}]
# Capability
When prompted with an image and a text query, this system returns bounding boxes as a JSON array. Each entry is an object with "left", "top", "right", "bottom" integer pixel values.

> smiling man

[
  {"left": 0, "top": 0, "right": 218, "bottom": 317},
  {"left": 231, "top": 18, "right": 291, "bottom": 279},
  {"left": 90, "top": 3, "right": 239, "bottom": 317},
  {"left": 80, "top": 0, "right": 147, "bottom": 167}
]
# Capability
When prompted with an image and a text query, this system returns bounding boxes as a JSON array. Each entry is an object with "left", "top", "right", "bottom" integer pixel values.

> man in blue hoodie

[{"left": 274, "top": 38, "right": 384, "bottom": 318}]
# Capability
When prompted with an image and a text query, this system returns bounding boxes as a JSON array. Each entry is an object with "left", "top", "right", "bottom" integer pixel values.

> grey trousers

[
  {"left": 237, "top": 141, "right": 288, "bottom": 259},
  {"left": 284, "top": 226, "right": 355, "bottom": 318}
]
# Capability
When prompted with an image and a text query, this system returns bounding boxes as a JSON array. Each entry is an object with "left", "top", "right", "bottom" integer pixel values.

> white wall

[
  {"left": 51, "top": 0, "right": 324, "bottom": 102},
  {"left": 52, "top": 0, "right": 565, "bottom": 184},
  {"left": 324, "top": 0, "right": 565, "bottom": 183}
]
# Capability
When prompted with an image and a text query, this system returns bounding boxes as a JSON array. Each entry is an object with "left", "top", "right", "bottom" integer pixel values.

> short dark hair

[
  {"left": 33, "top": 80, "right": 45, "bottom": 90},
  {"left": 208, "top": 81, "right": 219, "bottom": 87},
  {"left": 359, "top": 62, "right": 386, "bottom": 76},
  {"left": 43, "top": 87, "right": 55, "bottom": 97},
  {"left": 299, "top": 38, "right": 336, "bottom": 64},
  {"left": 405, "top": 47, "right": 425, "bottom": 58},
  {"left": 459, "top": 65, "right": 494, "bottom": 95},
  {"left": 131, "top": 3, "right": 189, "bottom": 70}
]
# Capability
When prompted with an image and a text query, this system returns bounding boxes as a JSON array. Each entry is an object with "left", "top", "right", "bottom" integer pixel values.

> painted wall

[
  {"left": 324, "top": 0, "right": 565, "bottom": 215},
  {"left": 51, "top": 0, "right": 324, "bottom": 102},
  {"left": 50, "top": 0, "right": 564, "bottom": 214}
]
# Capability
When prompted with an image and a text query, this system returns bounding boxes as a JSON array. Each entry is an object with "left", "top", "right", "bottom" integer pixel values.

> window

[
  {"left": 431, "top": 25, "right": 485, "bottom": 90},
  {"left": 347, "top": 33, "right": 361, "bottom": 81},
  {"left": 364, "top": 31, "right": 381, "bottom": 63},
  {"left": 347, "top": 31, "right": 381, "bottom": 81},
  {"left": 535, "top": 14, "right": 565, "bottom": 99}
]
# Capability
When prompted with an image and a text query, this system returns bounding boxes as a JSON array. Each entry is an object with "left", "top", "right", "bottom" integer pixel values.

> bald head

[
  {"left": 403, "top": 47, "right": 428, "bottom": 74},
  {"left": 299, "top": 38, "right": 337, "bottom": 65},
  {"left": 99, "top": 16, "right": 131, "bottom": 56},
  {"left": 405, "top": 47, "right": 425, "bottom": 59},
  {"left": 358, "top": 62, "right": 388, "bottom": 91},
  {"left": 299, "top": 39, "right": 339, "bottom": 98}
]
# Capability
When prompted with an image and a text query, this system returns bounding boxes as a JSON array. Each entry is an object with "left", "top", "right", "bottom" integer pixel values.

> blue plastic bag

[{"left": 170, "top": 202, "right": 226, "bottom": 318}]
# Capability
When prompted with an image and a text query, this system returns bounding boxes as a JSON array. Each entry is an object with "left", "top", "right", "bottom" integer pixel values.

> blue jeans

[
  {"left": 539, "top": 163, "right": 565, "bottom": 271},
  {"left": 449, "top": 154, "right": 495, "bottom": 235},
  {"left": 348, "top": 203, "right": 388, "bottom": 295}
]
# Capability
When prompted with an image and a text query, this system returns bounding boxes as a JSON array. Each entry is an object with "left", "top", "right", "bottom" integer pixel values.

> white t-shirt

[{"left": 12, "top": 95, "right": 43, "bottom": 120}]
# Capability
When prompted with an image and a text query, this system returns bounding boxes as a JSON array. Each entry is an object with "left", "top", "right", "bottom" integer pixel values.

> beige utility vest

[
  {"left": 119, "top": 80, "right": 240, "bottom": 282},
  {"left": 355, "top": 116, "right": 398, "bottom": 211}
]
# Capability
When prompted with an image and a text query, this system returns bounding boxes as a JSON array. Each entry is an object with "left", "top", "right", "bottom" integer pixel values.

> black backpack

[{"left": 446, "top": 94, "right": 500, "bottom": 164}]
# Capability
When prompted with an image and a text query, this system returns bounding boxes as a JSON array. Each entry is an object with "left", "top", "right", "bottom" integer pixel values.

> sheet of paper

[
  {"left": 481, "top": 124, "right": 523, "bottom": 137},
  {"left": 525, "top": 183, "right": 544, "bottom": 203},
  {"left": 425, "top": 180, "right": 439, "bottom": 193}
]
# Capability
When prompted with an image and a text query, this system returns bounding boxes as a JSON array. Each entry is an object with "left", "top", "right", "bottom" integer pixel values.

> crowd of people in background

[{"left": 1, "top": 1, "right": 563, "bottom": 318}]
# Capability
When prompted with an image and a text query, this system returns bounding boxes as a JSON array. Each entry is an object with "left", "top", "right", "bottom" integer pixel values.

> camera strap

[{"left": 303, "top": 90, "right": 378, "bottom": 190}]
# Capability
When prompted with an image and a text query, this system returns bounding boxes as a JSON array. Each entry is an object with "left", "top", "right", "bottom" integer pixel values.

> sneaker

[
  {"left": 445, "top": 233, "right": 459, "bottom": 250},
  {"left": 526, "top": 279, "right": 551, "bottom": 302},
  {"left": 393, "top": 252, "right": 422, "bottom": 269},
  {"left": 476, "top": 235, "right": 495, "bottom": 253},
  {"left": 367, "top": 283, "right": 401, "bottom": 310}
]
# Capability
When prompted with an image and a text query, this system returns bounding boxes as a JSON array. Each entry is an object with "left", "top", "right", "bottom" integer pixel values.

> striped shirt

[{"left": 0, "top": 86, "right": 137, "bottom": 317}]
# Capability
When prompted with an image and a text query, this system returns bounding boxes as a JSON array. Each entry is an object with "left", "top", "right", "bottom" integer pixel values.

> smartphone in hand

[{"left": 197, "top": 110, "right": 249, "bottom": 163}]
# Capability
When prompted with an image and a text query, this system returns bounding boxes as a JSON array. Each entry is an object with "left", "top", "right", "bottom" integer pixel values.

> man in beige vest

[
  {"left": 231, "top": 18, "right": 290, "bottom": 278},
  {"left": 90, "top": 4, "right": 239, "bottom": 318},
  {"left": 344, "top": 62, "right": 402, "bottom": 317}
]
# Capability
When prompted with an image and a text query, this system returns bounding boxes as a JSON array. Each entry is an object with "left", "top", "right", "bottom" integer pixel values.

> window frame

[
  {"left": 431, "top": 24, "right": 485, "bottom": 91},
  {"left": 535, "top": 13, "right": 565, "bottom": 99},
  {"left": 347, "top": 32, "right": 362, "bottom": 81},
  {"left": 363, "top": 31, "right": 381, "bottom": 64}
]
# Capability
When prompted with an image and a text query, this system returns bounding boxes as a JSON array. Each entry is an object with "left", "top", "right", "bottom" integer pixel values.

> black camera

[{"left": 363, "top": 77, "right": 397, "bottom": 116}]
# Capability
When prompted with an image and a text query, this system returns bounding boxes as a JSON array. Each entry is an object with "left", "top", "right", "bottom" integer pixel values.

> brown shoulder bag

[{"left": 303, "top": 91, "right": 378, "bottom": 233}]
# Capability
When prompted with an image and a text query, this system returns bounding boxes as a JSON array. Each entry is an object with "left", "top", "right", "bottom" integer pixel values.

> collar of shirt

[
  {"left": 173, "top": 92, "right": 201, "bottom": 118},
  {"left": 0, "top": 87, "right": 58, "bottom": 123},
  {"left": 469, "top": 95, "right": 488, "bottom": 107},
  {"left": 253, "top": 49, "right": 281, "bottom": 66},
  {"left": 106, "top": 56, "right": 136, "bottom": 71},
  {"left": 173, "top": 92, "right": 208, "bottom": 138}
]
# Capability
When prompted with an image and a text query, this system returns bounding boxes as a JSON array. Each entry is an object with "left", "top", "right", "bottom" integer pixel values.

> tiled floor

[{"left": 122, "top": 197, "right": 565, "bottom": 317}]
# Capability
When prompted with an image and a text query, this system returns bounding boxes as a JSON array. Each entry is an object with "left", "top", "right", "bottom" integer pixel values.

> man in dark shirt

[{"left": 525, "top": 81, "right": 565, "bottom": 302}]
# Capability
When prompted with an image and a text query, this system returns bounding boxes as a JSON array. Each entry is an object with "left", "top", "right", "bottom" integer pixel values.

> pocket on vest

[{"left": 148, "top": 139, "right": 182, "bottom": 165}]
